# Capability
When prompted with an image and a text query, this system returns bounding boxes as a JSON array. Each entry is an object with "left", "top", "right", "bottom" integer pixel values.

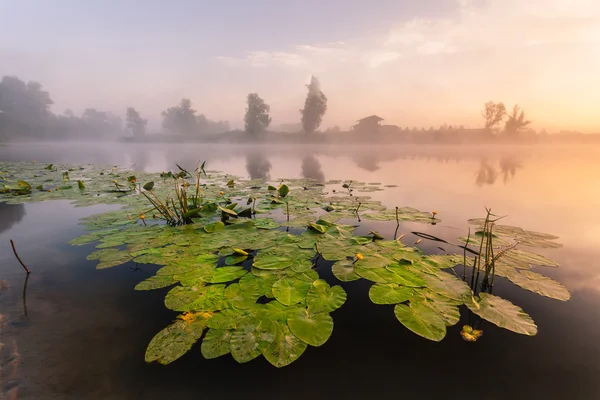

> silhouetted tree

[
  {"left": 504, "top": 105, "right": 531, "bottom": 136},
  {"left": 244, "top": 93, "right": 271, "bottom": 134},
  {"left": 126, "top": 107, "right": 147, "bottom": 137},
  {"left": 300, "top": 76, "right": 327, "bottom": 134},
  {"left": 0, "top": 76, "right": 53, "bottom": 139},
  {"left": 161, "top": 99, "right": 197, "bottom": 135},
  {"left": 482, "top": 101, "right": 506, "bottom": 130}
]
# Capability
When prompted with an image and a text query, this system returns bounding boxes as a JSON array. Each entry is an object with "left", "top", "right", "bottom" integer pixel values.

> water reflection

[
  {"left": 245, "top": 152, "right": 272, "bottom": 179},
  {"left": 475, "top": 155, "right": 523, "bottom": 186},
  {"left": 352, "top": 152, "right": 381, "bottom": 171},
  {"left": 0, "top": 203, "right": 26, "bottom": 234},
  {"left": 301, "top": 155, "right": 325, "bottom": 182},
  {"left": 475, "top": 159, "right": 498, "bottom": 187},
  {"left": 499, "top": 155, "right": 522, "bottom": 184}
]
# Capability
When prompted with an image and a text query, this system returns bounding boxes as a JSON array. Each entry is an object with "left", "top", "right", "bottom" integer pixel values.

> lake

[{"left": 1, "top": 142, "right": 599, "bottom": 399}]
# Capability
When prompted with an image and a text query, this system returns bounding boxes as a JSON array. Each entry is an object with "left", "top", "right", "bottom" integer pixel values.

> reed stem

[{"left": 10, "top": 239, "right": 31, "bottom": 274}]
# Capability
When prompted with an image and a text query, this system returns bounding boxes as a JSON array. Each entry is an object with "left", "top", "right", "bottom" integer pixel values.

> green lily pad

[
  {"left": 230, "top": 318, "right": 277, "bottom": 363},
  {"left": 253, "top": 253, "right": 293, "bottom": 270},
  {"left": 394, "top": 302, "right": 446, "bottom": 342},
  {"left": 467, "top": 293, "right": 537, "bottom": 336},
  {"left": 204, "top": 220, "right": 225, "bottom": 233},
  {"left": 496, "top": 249, "right": 559, "bottom": 269},
  {"left": 206, "top": 309, "right": 241, "bottom": 330},
  {"left": 411, "top": 290, "right": 461, "bottom": 326},
  {"left": 204, "top": 267, "right": 247, "bottom": 284},
  {"left": 263, "top": 324, "right": 308, "bottom": 368},
  {"left": 384, "top": 264, "right": 427, "bottom": 287},
  {"left": 306, "top": 280, "right": 347, "bottom": 313},
  {"left": 287, "top": 308, "right": 334, "bottom": 347},
  {"left": 506, "top": 270, "right": 570, "bottom": 301},
  {"left": 201, "top": 328, "right": 233, "bottom": 359},
  {"left": 135, "top": 274, "right": 178, "bottom": 291},
  {"left": 145, "top": 319, "right": 205, "bottom": 365},
  {"left": 272, "top": 277, "right": 312, "bottom": 306},
  {"left": 369, "top": 284, "right": 414, "bottom": 304},
  {"left": 332, "top": 260, "right": 361, "bottom": 282},
  {"left": 421, "top": 271, "right": 471, "bottom": 301}
]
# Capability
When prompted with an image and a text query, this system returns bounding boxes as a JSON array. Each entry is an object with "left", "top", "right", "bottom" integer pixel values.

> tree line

[{"left": 0, "top": 72, "right": 532, "bottom": 141}]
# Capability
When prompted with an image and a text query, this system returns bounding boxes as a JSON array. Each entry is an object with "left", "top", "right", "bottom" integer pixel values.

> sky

[{"left": 1, "top": 0, "right": 599, "bottom": 132}]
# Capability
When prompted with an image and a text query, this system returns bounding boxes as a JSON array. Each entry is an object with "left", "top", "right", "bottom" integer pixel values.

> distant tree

[
  {"left": 504, "top": 105, "right": 531, "bottom": 136},
  {"left": 82, "top": 108, "right": 122, "bottom": 136},
  {"left": 197, "top": 114, "right": 230, "bottom": 134},
  {"left": 482, "top": 101, "right": 506, "bottom": 130},
  {"left": 300, "top": 76, "right": 327, "bottom": 134},
  {"left": 161, "top": 99, "right": 197, "bottom": 135},
  {"left": 0, "top": 76, "right": 53, "bottom": 139},
  {"left": 244, "top": 93, "right": 271, "bottom": 134},
  {"left": 126, "top": 107, "right": 147, "bottom": 137},
  {"left": 326, "top": 125, "right": 341, "bottom": 133}
]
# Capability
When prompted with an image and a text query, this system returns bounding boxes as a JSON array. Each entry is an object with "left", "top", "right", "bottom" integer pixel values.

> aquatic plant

[{"left": 0, "top": 160, "right": 570, "bottom": 367}]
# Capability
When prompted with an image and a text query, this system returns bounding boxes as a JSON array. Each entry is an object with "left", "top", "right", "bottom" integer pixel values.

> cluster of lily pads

[{"left": 0, "top": 161, "right": 570, "bottom": 367}]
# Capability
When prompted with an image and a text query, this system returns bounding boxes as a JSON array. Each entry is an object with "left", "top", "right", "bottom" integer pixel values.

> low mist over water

[{"left": 2, "top": 1, "right": 600, "bottom": 398}]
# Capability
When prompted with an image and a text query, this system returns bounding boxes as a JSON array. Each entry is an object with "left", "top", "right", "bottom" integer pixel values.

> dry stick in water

[
  {"left": 10, "top": 240, "right": 31, "bottom": 274},
  {"left": 463, "top": 228, "right": 471, "bottom": 281},
  {"left": 393, "top": 207, "right": 400, "bottom": 240}
]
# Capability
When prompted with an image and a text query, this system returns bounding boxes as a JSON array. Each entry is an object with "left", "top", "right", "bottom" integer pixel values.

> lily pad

[
  {"left": 272, "top": 277, "right": 312, "bottom": 306},
  {"left": 466, "top": 293, "right": 537, "bottom": 336},
  {"left": 421, "top": 271, "right": 471, "bottom": 302},
  {"left": 369, "top": 284, "right": 414, "bottom": 304},
  {"left": 332, "top": 260, "right": 361, "bottom": 282},
  {"left": 201, "top": 328, "right": 233, "bottom": 359},
  {"left": 145, "top": 319, "right": 205, "bottom": 365},
  {"left": 135, "top": 274, "right": 178, "bottom": 291},
  {"left": 287, "top": 308, "right": 334, "bottom": 347},
  {"left": 204, "top": 221, "right": 225, "bottom": 233},
  {"left": 306, "top": 280, "right": 347, "bottom": 313},
  {"left": 506, "top": 270, "right": 570, "bottom": 301},
  {"left": 253, "top": 253, "right": 293, "bottom": 270},
  {"left": 263, "top": 324, "right": 308, "bottom": 368},
  {"left": 394, "top": 302, "right": 446, "bottom": 342},
  {"left": 230, "top": 318, "right": 277, "bottom": 363}
]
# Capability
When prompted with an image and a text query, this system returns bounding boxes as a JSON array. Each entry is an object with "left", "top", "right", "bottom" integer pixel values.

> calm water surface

[{"left": 1, "top": 142, "right": 599, "bottom": 399}]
